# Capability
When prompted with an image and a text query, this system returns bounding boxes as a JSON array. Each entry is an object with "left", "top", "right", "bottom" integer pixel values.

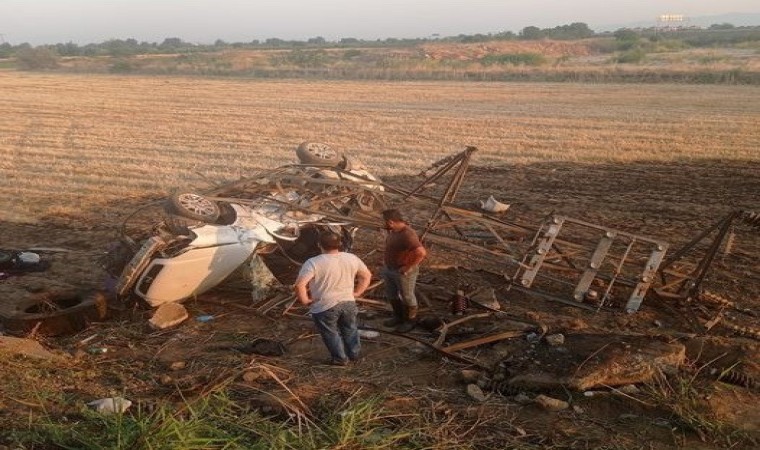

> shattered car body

[{"left": 111, "top": 149, "right": 384, "bottom": 307}]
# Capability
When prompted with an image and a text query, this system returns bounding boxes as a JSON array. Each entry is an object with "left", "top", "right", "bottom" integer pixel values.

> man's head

[
  {"left": 318, "top": 231, "right": 342, "bottom": 252},
  {"left": 382, "top": 209, "right": 407, "bottom": 232}
]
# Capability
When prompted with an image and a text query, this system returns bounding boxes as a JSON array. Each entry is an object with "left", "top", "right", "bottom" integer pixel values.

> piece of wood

[
  {"left": 433, "top": 313, "right": 492, "bottom": 347},
  {"left": 441, "top": 330, "right": 525, "bottom": 353}
]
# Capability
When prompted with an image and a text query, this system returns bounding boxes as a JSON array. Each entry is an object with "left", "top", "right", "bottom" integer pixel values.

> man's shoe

[
  {"left": 330, "top": 359, "right": 350, "bottom": 367},
  {"left": 395, "top": 320, "right": 416, "bottom": 333},
  {"left": 383, "top": 298, "right": 404, "bottom": 327},
  {"left": 395, "top": 305, "right": 418, "bottom": 333},
  {"left": 382, "top": 316, "right": 403, "bottom": 327}
]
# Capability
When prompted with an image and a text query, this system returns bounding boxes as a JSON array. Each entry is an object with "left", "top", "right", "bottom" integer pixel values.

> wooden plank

[{"left": 441, "top": 330, "right": 525, "bottom": 353}]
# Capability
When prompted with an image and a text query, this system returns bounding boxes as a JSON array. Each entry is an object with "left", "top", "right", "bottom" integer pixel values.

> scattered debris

[
  {"left": 466, "top": 383, "right": 487, "bottom": 402},
  {"left": 358, "top": 329, "right": 380, "bottom": 339},
  {"left": 0, "top": 336, "right": 66, "bottom": 361},
  {"left": 460, "top": 369, "right": 482, "bottom": 383},
  {"left": 0, "top": 250, "right": 49, "bottom": 275},
  {"left": 479, "top": 195, "right": 511, "bottom": 213},
  {"left": 534, "top": 394, "right": 569, "bottom": 411},
  {"left": 503, "top": 334, "right": 686, "bottom": 391},
  {"left": 87, "top": 397, "right": 132, "bottom": 414},
  {"left": 149, "top": 303, "right": 189, "bottom": 330},
  {"left": 545, "top": 333, "right": 565, "bottom": 346}
]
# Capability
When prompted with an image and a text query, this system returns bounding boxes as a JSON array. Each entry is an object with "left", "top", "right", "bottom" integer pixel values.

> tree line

[
  {"left": 3, "top": 22, "right": 759, "bottom": 71},
  {"left": 0, "top": 22, "right": 616, "bottom": 59}
]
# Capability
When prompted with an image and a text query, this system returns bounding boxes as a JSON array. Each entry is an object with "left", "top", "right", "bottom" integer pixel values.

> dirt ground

[{"left": 1, "top": 158, "right": 759, "bottom": 449}]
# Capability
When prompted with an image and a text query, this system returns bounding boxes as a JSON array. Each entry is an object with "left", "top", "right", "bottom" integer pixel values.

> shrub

[
  {"left": 343, "top": 49, "right": 362, "bottom": 60},
  {"left": 109, "top": 59, "right": 134, "bottom": 73},
  {"left": 16, "top": 47, "right": 59, "bottom": 70},
  {"left": 480, "top": 53, "right": 546, "bottom": 66},
  {"left": 283, "top": 49, "right": 330, "bottom": 67},
  {"left": 615, "top": 48, "right": 647, "bottom": 64}
]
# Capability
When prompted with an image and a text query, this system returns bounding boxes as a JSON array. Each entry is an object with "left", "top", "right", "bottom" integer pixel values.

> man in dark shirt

[{"left": 381, "top": 209, "right": 427, "bottom": 332}]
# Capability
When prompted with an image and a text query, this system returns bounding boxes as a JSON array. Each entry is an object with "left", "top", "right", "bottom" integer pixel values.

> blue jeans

[
  {"left": 381, "top": 266, "right": 419, "bottom": 307},
  {"left": 311, "top": 301, "right": 360, "bottom": 363}
]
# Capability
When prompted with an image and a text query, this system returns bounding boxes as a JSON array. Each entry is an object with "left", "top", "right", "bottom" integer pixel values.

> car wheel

[
  {"left": 0, "top": 250, "right": 13, "bottom": 269},
  {"left": 167, "top": 192, "right": 220, "bottom": 222},
  {"left": 295, "top": 142, "right": 342, "bottom": 166}
]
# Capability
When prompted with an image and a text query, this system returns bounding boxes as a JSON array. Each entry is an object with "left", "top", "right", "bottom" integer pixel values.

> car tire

[
  {"left": 0, "top": 250, "right": 13, "bottom": 269},
  {"left": 295, "top": 142, "right": 343, "bottom": 166},
  {"left": 2, "top": 290, "right": 108, "bottom": 336},
  {"left": 167, "top": 192, "right": 220, "bottom": 222}
]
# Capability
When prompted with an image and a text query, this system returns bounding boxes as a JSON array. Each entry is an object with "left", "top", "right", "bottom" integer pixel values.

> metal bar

[
  {"left": 572, "top": 232, "right": 615, "bottom": 302},
  {"left": 596, "top": 238, "right": 635, "bottom": 311},
  {"left": 510, "top": 284, "right": 599, "bottom": 311},
  {"left": 660, "top": 214, "right": 728, "bottom": 271},
  {"left": 689, "top": 212, "right": 738, "bottom": 296},
  {"left": 519, "top": 217, "right": 565, "bottom": 287},
  {"left": 625, "top": 242, "right": 669, "bottom": 312}
]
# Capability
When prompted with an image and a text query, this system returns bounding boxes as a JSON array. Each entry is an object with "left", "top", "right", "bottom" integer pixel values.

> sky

[{"left": 0, "top": 0, "right": 758, "bottom": 45}]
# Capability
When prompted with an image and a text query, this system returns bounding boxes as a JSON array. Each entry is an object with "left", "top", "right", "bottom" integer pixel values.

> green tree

[
  {"left": 16, "top": 47, "right": 59, "bottom": 70},
  {"left": 709, "top": 23, "right": 735, "bottom": 30},
  {"left": 520, "top": 26, "right": 545, "bottom": 40},
  {"left": 0, "top": 42, "right": 12, "bottom": 58},
  {"left": 614, "top": 28, "right": 640, "bottom": 51}
]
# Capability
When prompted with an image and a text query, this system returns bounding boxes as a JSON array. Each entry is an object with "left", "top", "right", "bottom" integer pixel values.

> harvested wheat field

[{"left": 1, "top": 71, "right": 759, "bottom": 449}]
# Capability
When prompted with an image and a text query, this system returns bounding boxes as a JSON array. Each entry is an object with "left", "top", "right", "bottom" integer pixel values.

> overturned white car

[{"left": 107, "top": 143, "right": 385, "bottom": 307}]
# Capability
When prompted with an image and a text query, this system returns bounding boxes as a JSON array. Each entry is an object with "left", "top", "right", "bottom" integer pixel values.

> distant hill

[{"left": 597, "top": 12, "right": 760, "bottom": 31}]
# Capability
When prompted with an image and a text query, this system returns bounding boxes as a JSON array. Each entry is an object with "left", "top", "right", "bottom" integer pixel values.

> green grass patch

[{"left": 8, "top": 389, "right": 442, "bottom": 449}]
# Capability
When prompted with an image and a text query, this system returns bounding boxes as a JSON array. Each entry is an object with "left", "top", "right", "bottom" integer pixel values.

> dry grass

[{"left": 0, "top": 71, "right": 758, "bottom": 223}]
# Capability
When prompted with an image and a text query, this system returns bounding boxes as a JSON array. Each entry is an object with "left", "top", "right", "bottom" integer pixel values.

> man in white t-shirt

[{"left": 294, "top": 231, "right": 372, "bottom": 366}]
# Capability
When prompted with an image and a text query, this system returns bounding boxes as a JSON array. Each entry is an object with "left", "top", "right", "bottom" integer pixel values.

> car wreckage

[
  {"left": 104, "top": 143, "right": 758, "bottom": 320},
  {"left": 2, "top": 141, "right": 757, "bottom": 383}
]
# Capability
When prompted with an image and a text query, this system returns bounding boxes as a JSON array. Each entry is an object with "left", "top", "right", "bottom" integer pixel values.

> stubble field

[
  {"left": 1, "top": 71, "right": 758, "bottom": 224},
  {"left": 1, "top": 71, "right": 759, "bottom": 448}
]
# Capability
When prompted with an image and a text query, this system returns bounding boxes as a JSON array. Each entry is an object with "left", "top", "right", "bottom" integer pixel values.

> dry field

[
  {"left": 1, "top": 71, "right": 760, "bottom": 448},
  {"left": 0, "top": 71, "right": 758, "bottom": 223}
]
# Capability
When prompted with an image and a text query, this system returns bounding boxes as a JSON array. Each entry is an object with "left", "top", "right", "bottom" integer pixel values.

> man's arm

[
  {"left": 400, "top": 246, "right": 427, "bottom": 274},
  {"left": 353, "top": 266, "right": 372, "bottom": 298},
  {"left": 294, "top": 274, "right": 314, "bottom": 306}
]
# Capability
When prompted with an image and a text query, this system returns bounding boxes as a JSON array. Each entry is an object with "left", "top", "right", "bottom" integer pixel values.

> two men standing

[{"left": 294, "top": 208, "right": 426, "bottom": 365}]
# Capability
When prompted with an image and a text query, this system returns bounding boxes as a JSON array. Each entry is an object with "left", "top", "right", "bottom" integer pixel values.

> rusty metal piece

[
  {"left": 716, "top": 369, "right": 758, "bottom": 390},
  {"left": 719, "top": 319, "right": 760, "bottom": 341},
  {"left": 658, "top": 210, "right": 754, "bottom": 298}
]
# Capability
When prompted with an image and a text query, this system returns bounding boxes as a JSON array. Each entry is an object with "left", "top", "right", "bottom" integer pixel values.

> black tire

[
  {"left": 295, "top": 142, "right": 342, "bottom": 166},
  {"left": 0, "top": 250, "right": 13, "bottom": 269},
  {"left": 167, "top": 192, "right": 220, "bottom": 222}
]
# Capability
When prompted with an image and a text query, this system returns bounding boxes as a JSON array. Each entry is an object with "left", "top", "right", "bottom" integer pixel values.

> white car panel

[{"left": 136, "top": 240, "right": 257, "bottom": 307}]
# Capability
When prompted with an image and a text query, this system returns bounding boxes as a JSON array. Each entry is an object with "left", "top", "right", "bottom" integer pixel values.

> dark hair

[
  {"left": 382, "top": 209, "right": 405, "bottom": 222},
  {"left": 319, "top": 232, "right": 342, "bottom": 251}
]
